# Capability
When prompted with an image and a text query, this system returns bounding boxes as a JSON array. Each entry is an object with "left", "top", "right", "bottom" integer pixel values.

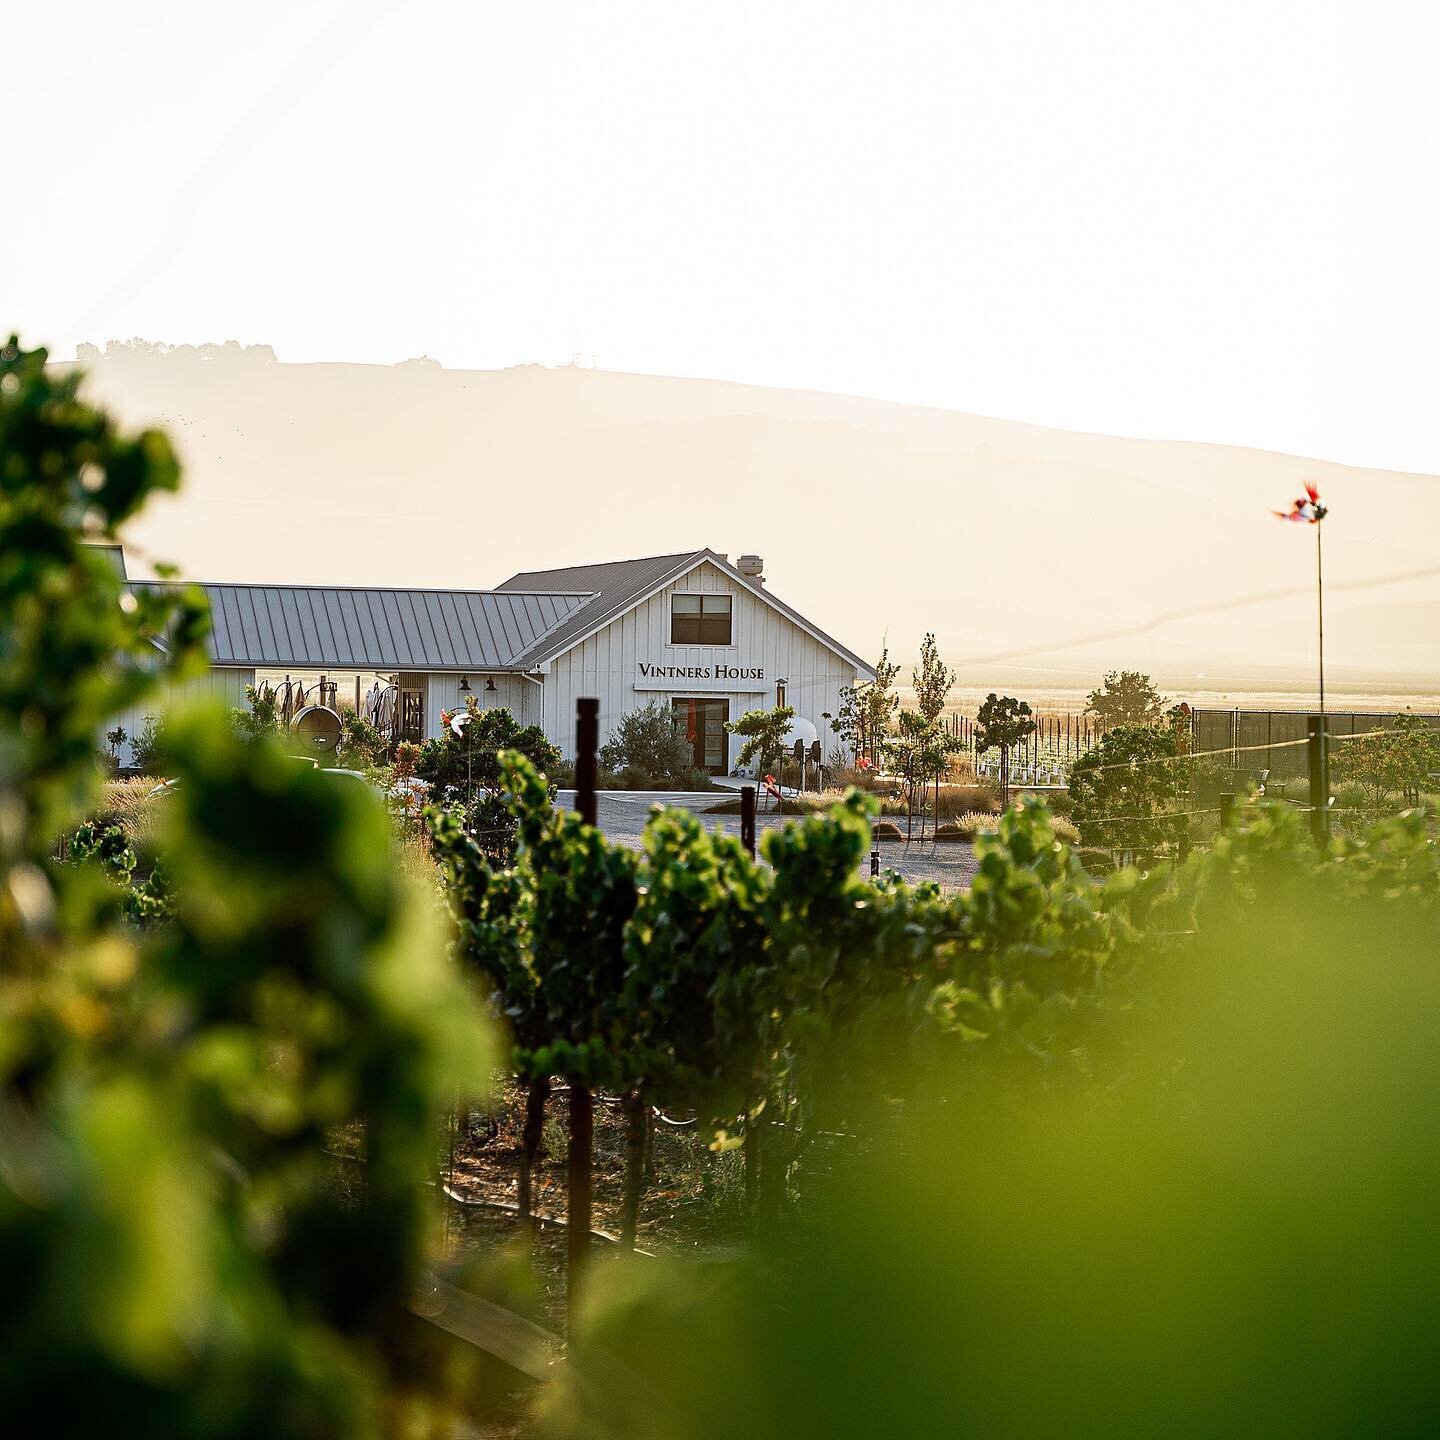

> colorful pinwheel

[
  {"left": 1274, "top": 481, "right": 1328, "bottom": 524},
  {"left": 1273, "top": 479, "right": 1331, "bottom": 760}
]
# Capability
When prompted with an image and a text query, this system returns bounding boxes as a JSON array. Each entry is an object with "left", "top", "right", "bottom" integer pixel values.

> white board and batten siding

[
  {"left": 541, "top": 559, "right": 861, "bottom": 767},
  {"left": 110, "top": 666, "right": 256, "bottom": 769},
  {"left": 417, "top": 671, "right": 543, "bottom": 737}
]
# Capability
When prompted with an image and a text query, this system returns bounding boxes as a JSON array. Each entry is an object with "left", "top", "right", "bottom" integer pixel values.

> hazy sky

[{"left": 9, "top": 1, "right": 1439, "bottom": 473}]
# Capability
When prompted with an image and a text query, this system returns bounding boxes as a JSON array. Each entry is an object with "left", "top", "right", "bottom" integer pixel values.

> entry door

[
  {"left": 394, "top": 675, "right": 427, "bottom": 743},
  {"left": 398, "top": 689, "right": 424, "bottom": 742},
  {"left": 672, "top": 698, "right": 730, "bottom": 775}
]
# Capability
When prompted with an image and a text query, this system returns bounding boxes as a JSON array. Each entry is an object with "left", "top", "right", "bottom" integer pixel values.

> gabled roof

[
  {"left": 499, "top": 551, "right": 702, "bottom": 667},
  {"left": 129, "top": 581, "right": 591, "bottom": 672},
  {"left": 498, "top": 549, "right": 875, "bottom": 678}
]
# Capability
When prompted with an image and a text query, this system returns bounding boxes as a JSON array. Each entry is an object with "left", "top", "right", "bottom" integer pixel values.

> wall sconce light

[
  {"left": 485, "top": 676, "right": 498, "bottom": 693},
  {"left": 458, "top": 675, "right": 472, "bottom": 694}
]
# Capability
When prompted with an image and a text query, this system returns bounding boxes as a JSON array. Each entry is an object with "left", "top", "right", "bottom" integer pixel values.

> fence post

[
  {"left": 1307, "top": 713, "right": 1329, "bottom": 847},
  {"left": 740, "top": 784, "right": 757, "bottom": 858},
  {"left": 576, "top": 697, "right": 598, "bottom": 827},
  {"left": 567, "top": 697, "right": 601, "bottom": 1328},
  {"left": 1219, "top": 791, "right": 1235, "bottom": 830}
]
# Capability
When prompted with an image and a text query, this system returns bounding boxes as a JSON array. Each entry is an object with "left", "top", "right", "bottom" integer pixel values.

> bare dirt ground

[{"left": 434, "top": 1084, "right": 749, "bottom": 1332}]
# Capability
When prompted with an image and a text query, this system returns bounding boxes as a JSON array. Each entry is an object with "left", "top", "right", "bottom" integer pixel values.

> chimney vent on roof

[{"left": 736, "top": 554, "right": 765, "bottom": 585}]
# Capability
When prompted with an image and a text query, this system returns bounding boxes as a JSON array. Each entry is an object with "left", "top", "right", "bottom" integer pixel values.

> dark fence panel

[{"left": 1191, "top": 707, "right": 1440, "bottom": 780}]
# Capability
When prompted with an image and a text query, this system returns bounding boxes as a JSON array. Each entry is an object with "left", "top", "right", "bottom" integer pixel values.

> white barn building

[{"left": 114, "top": 548, "right": 874, "bottom": 776}]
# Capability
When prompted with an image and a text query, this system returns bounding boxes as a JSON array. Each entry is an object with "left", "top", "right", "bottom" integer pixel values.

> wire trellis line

[
  {"left": 1083, "top": 806, "right": 1224, "bottom": 826},
  {"left": 1068, "top": 734, "right": 1313, "bottom": 777}
]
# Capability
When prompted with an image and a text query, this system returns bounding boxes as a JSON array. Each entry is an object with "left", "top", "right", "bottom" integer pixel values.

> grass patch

[
  {"left": 91, "top": 777, "right": 164, "bottom": 847},
  {"left": 879, "top": 783, "right": 1001, "bottom": 820},
  {"left": 933, "top": 811, "right": 1078, "bottom": 845}
]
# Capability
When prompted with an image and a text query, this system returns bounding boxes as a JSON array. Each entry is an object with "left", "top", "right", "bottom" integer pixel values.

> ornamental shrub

[
  {"left": 600, "top": 701, "right": 711, "bottom": 789},
  {"left": 128, "top": 713, "right": 169, "bottom": 775}
]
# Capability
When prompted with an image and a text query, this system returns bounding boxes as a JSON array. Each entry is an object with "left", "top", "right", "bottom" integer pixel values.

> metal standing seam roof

[
  {"left": 128, "top": 582, "right": 594, "bottom": 671},
  {"left": 498, "top": 549, "right": 876, "bottom": 678}
]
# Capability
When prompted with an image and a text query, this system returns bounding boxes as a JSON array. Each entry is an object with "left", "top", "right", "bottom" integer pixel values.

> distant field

[{"left": 920, "top": 683, "right": 1440, "bottom": 717}]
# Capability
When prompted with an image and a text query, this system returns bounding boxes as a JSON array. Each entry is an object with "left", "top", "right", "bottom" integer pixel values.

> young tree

[
  {"left": 129, "top": 712, "right": 169, "bottom": 775},
  {"left": 1084, "top": 670, "right": 1167, "bottom": 730},
  {"left": 390, "top": 739, "right": 424, "bottom": 836},
  {"left": 973, "top": 693, "right": 1036, "bottom": 809},
  {"left": 888, "top": 709, "right": 953, "bottom": 838},
  {"left": 232, "top": 682, "right": 282, "bottom": 740},
  {"left": 727, "top": 704, "right": 796, "bottom": 787},
  {"left": 338, "top": 709, "right": 390, "bottom": 769},
  {"left": 1068, "top": 722, "right": 1185, "bottom": 857},
  {"left": 912, "top": 632, "right": 956, "bottom": 723},
  {"left": 832, "top": 647, "right": 901, "bottom": 765},
  {"left": 1334, "top": 712, "right": 1440, "bottom": 819}
]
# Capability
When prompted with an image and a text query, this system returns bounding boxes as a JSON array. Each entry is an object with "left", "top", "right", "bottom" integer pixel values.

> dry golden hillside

[{"left": 70, "top": 347, "right": 1440, "bottom": 695}]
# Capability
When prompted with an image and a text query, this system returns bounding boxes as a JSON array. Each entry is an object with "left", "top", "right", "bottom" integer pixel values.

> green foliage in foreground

[
  {"left": 9, "top": 338, "right": 1440, "bottom": 1436},
  {"left": 541, "top": 803, "right": 1440, "bottom": 1440},
  {"left": 67, "top": 820, "right": 175, "bottom": 925},
  {"left": 0, "top": 336, "right": 208, "bottom": 850},
  {"left": 432, "top": 757, "right": 1144, "bottom": 1249},
  {"left": 1, "top": 339, "right": 493, "bottom": 1438}
]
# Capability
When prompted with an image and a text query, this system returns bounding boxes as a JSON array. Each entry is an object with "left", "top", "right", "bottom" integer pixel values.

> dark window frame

[{"left": 670, "top": 593, "right": 732, "bottom": 646}]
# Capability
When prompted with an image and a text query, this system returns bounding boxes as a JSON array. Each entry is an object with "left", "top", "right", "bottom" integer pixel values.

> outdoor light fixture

[
  {"left": 485, "top": 676, "right": 498, "bottom": 693},
  {"left": 458, "top": 675, "right": 472, "bottom": 693}
]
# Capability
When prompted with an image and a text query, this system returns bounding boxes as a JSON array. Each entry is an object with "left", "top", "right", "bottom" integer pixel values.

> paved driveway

[{"left": 556, "top": 790, "right": 979, "bottom": 893}]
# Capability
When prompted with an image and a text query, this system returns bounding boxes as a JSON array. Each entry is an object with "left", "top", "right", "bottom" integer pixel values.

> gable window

[{"left": 671, "top": 593, "right": 732, "bottom": 646}]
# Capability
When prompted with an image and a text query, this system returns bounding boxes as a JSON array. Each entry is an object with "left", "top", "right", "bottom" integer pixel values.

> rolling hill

[{"left": 69, "top": 346, "right": 1440, "bottom": 696}]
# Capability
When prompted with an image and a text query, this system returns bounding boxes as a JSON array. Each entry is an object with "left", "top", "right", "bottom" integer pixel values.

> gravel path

[{"left": 557, "top": 790, "right": 980, "bottom": 893}]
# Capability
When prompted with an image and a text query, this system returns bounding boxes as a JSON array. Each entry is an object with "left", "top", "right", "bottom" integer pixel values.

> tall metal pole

[
  {"left": 1316, "top": 523, "right": 1329, "bottom": 822},
  {"left": 1307, "top": 714, "right": 1330, "bottom": 847},
  {"left": 568, "top": 697, "right": 599, "bottom": 1328},
  {"left": 1316, "top": 522, "right": 1326, "bottom": 718}
]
